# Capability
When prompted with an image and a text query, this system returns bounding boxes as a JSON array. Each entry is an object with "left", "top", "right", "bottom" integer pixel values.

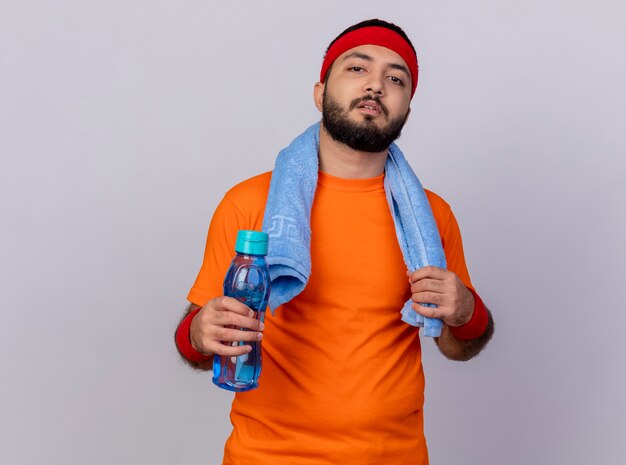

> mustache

[{"left": 349, "top": 95, "right": 389, "bottom": 116}]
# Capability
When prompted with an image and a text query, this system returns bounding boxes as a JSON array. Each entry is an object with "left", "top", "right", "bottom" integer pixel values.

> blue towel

[{"left": 261, "top": 122, "right": 447, "bottom": 337}]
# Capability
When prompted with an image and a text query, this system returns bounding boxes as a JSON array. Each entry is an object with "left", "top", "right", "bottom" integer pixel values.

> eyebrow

[{"left": 341, "top": 52, "right": 411, "bottom": 79}]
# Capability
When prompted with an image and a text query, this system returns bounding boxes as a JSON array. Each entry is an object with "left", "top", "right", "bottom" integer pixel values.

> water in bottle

[{"left": 212, "top": 230, "right": 270, "bottom": 392}]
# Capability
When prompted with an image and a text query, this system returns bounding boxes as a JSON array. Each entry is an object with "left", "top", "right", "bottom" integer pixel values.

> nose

[{"left": 363, "top": 72, "right": 384, "bottom": 96}]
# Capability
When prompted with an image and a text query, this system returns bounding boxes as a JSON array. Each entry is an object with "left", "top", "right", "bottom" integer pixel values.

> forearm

[
  {"left": 435, "top": 307, "right": 494, "bottom": 361},
  {"left": 174, "top": 304, "right": 214, "bottom": 371}
]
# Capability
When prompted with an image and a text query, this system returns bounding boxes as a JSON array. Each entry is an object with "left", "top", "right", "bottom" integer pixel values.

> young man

[{"left": 175, "top": 19, "right": 494, "bottom": 465}]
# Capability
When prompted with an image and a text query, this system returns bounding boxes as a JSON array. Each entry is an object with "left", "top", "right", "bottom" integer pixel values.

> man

[{"left": 175, "top": 19, "right": 494, "bottom": 465}]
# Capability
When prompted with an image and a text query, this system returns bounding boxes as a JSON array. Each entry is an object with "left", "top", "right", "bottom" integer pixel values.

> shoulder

[
  {"left": 218, "top": 171, "right": 272, "bottom": 228},
  {"left": 223, "top": 171, "right": 272, "bottom": 206},
  {"left": 225, "top": 171, "right": 272, "bottom": 198},
  {"left": 424, "top": 188, "right": 453, "bottom": 223},
  {"left": 424, "top": 188, "right": 460, "bottom": 242}
]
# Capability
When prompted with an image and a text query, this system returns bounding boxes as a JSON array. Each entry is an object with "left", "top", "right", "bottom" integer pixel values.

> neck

[{"left": 318, "top": 123, "right": 388, "bottom": 179}]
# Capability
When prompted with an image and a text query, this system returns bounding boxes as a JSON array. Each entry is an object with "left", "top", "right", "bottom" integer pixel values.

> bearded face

[{"left": 321, "top": 89, "right": 409, "bottom": 153}]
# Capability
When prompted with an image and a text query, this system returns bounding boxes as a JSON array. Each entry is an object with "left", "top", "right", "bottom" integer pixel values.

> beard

[{"left": 322, "top": 90, "right": 409, "bottom": 153}]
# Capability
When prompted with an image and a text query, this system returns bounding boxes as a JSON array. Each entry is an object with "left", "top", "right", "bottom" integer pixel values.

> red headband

[{"left": 320, "top": 26, "right": 419, "bottom": 97}]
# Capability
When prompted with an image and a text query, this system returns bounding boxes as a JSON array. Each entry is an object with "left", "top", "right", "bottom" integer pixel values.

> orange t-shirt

[{"left": 188, "top": 170, "right": 474, "bottom": 465}]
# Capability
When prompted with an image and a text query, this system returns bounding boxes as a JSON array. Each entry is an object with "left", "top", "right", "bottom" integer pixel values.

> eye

[
  {"left": 349, "top": 66, "right": 365, "bottom": 72},
  {"left": 388, "top": 76, "right": 404, "bottom": 85}
]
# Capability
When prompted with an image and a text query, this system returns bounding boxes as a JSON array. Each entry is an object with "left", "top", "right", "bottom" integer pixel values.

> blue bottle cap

[{"left": 235, "top": 230, "right": 269, "bottom": 255}]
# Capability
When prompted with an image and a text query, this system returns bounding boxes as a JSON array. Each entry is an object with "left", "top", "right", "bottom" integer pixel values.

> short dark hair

[{"left": 323, "top": 19, "right": 416, "bottom": 81}]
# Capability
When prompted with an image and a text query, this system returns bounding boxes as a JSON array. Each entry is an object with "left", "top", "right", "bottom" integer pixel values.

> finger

[
  {"left": 411, "top": 291, "right": 443, "bottom": 306},
  {"left": 408, "top": 266, "right": 448, "bottom": 283},
  {"left": 411, "top": 302, "right": 441, "bottom": 319},
  {"left": 214, "top": 310, "right": 265, "bottom": 331},
  {"left": 192, "top": 329, "right": 259, "bottom": 357},
  {"left": 213, "top": 326, "right": 264, "bottom": 343},
  {"left": 209, "top": 341, "right": 254, "bottom": 357},
  {"left": 214, "top": 296, "right": 256, "bottom": 317},
  {"left": 410, "top": 278, "right": 445, "bottom": 294}
]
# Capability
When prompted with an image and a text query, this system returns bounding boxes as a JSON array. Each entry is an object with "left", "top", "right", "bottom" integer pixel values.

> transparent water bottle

[{"left": 212, "top": 230, "right": 270, "bottom": 392}]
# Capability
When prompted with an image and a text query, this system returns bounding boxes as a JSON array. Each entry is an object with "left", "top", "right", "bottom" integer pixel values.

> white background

[{"left": 1, "top": 1, "right": 625, "bottom": 464}]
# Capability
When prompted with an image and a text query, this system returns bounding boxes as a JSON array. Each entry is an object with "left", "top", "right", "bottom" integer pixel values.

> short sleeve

[
  {"left": 187, "top": 173, "right": 271, "bottom": 306},
  {"left": 426, "top": 190, "right": 474, "bottom": 291},
  {"left": 440, "top": 207, "right": 474, "bottom": 291},
  {"left": 187, "top": 196, "right": 246, "bottom": 306}
]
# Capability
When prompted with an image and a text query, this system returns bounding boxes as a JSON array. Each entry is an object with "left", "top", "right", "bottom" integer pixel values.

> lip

[{"left": 356, "top": 100, "right": 382, "bottom": 115}]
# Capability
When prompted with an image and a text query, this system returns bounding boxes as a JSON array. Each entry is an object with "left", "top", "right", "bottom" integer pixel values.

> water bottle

[{"left": 212, "top": 230, "right": 270, "bottom": 392}]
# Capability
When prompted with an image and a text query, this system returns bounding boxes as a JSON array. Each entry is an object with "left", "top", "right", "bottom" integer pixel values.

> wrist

[
  {"left": 175, "top": 308, "right": 213, "bottom": 363},
  {"left": 449, "top": 288, "right": 489, "bottom": 340}
]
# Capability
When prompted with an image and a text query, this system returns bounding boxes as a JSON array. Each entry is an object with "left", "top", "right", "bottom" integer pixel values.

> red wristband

[
  {"left": 175, "top": 308, "right": 213, "bottom": 363},
  {"left": 449, "top": 288, "right": 489, "bottom": 340}
]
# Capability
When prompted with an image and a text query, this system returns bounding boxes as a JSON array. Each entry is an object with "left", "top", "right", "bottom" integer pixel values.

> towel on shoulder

[{"left": 261, "top": 122, "right": 446, "bottom": 337}]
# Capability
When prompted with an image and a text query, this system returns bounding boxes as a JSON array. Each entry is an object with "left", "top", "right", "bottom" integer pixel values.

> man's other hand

[
  {"left": 190, "top": 297, "right": 264, "bottom": 357},
  {"left": 407, "top": 266, "right": 475, "bottom": 327}
]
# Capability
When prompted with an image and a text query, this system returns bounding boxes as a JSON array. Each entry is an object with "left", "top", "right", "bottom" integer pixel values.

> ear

[{"left": 313, "top": 82, "right": 325, "bottom": 112}]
